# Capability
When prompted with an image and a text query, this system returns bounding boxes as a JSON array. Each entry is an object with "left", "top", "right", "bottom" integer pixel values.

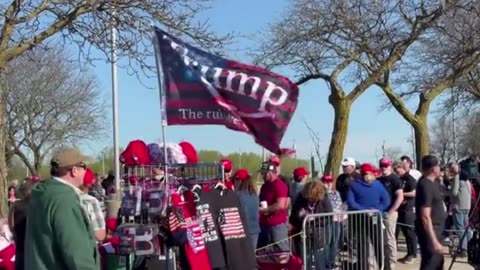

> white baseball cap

[{"left": 341, "top": 157, "right": 356, "bottom": 167}]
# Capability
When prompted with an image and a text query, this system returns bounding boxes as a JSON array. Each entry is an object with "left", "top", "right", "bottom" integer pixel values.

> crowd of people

[
  {"left": 280, "top": 154, "right": 477, "bottom": 270},
  {"left": 2, "top": 146, "right": 479, "bottom": 270}
]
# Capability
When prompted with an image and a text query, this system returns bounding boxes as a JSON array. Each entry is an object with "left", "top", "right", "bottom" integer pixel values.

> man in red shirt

[{"left": 258, "top": 161, "right": 290, "bottom": 263}]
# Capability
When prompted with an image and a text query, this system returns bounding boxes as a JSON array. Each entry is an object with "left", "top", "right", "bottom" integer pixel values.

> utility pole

[
  {"left": 411, "top": 127, "right": 416, "bottom": 164},
  {"left": 239, "top": 148, "right": 242, "bottom": 167},
  {"left": 381, "top": 140, "right": 386, "bottom": 157},
  {"left": 452, "top": 90, "right": 458, "bottom": 161},
  {"left": 293, "top": 139, "right": 297, "bottom": 166},
  {"left": 111, "top": 9, "right": 121, "bottom": 198}
]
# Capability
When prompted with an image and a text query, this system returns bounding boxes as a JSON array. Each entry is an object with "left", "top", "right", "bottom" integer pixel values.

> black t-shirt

[
  {"left": 196, "top": 190, "right": 226, "bottom": 269},
  {"left": 336, "top": 172, "right": 360, "bottom": 202},
  {"left": 378, "top": 174, "right": 403, "bottom": 211},
  {"left": 210, "top": 189, "right": 256, "bottom": 270},
  {"left": 415, "top": 176, "right": 447, "bottom": 234},
  {"left": 399, "top": 173, "right": 416, "bottom": 212}
]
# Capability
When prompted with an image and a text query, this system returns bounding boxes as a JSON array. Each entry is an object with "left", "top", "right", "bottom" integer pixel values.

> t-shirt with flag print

[
  {"left": 211, "top": 189, "right": 256, "bottom": 270},
  {"left": 169, "top": 192, "right": 211, "bottom": 270},
  {"left": 196, "top": 190, "right": 226, "bottom": 269}
]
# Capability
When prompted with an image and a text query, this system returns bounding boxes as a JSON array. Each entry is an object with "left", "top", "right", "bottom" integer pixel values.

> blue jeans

[
  {"left": 250, "top": 233, "right": 259, "bottom": 251},
  {"left": 327, "top": 222, "right": 342, "bottom": 268},
  {"left": 307, "top": 247, "right": 328, "bottom": 270},
  {"left": 453, "top": 208, "right": 471, "bottom": 251},
  {"left": 258, "top": 222, "right": 290, "bottom": 252}
]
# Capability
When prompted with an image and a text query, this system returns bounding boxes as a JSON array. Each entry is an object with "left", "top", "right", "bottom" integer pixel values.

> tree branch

[
  {"left": 295, "top": 73, "right": 330, "bottom": 86},
  {"left": 0, "top": 0, "right": 22, "bottom": 50},
  {"left": 13, "top": 1, "right": 49, "bottom": 24},
  {"left": 2, "top": 3, "right": 93, "bottom": 61},
  {"left": 379, "top": 83, "right": 416, "bottom": 124}
]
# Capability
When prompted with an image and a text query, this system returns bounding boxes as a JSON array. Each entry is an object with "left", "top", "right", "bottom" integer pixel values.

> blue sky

[{"left": 80, "top": 0, "right": 443, "bottom": 163}]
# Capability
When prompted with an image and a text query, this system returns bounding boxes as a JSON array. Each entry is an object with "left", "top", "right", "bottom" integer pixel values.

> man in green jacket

[{"left": 24, "top": 147, "right": 100, "bottom": 270}]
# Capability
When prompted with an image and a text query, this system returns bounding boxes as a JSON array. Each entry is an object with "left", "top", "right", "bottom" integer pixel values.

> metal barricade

[{"left": 302, "top": 210, "right": 384, "bottom": 270}]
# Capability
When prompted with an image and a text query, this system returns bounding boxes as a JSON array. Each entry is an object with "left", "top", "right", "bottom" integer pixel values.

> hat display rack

[
  {"left": 109, "top": 28, "right": 227, "bottom": 270},
  {"left": 114, "top": 162, "right": 225, "bottom": 270}
]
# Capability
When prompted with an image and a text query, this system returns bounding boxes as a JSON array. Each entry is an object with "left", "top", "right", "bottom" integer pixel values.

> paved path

[{"left": 395, "top": 241, "right": 474, "bottom": 270}]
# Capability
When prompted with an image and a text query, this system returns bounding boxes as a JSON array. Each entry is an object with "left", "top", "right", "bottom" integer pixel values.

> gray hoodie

[{"left": 451, "top": 174, "right": 472, "bottom": 210}]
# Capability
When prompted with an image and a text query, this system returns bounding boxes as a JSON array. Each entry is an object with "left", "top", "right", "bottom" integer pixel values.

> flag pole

[
  {"left": 111, "top": 11, "right": 121, "bottom": 200},
  {"left": 152, "top": 25, "right": 172, "bottom": 270},
  {"left": 152, "top": 28, "right": 169, "bottom": 187}
]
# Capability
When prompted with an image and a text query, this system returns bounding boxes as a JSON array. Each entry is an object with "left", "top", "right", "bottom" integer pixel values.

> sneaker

[
  {"left": 403, "top": 256, "right": 416, "bottom": 264},
  {"left": 399, "top": 256, "right": 416, "bottom": 264},
  {"left": 397, "top": 255, "right": 409, "bottom": 262},
  {"left": 443, "top": 237, "right": 452, "bottom": 245}
]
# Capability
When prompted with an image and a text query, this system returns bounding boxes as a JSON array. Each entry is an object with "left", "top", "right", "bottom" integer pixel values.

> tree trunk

[
  {"left": 412, "top": 113, "right": 430, "bottom": 169},
  {"left": 325, "top": 97, "right": 351, "bottom": 178},
  {"left": 0, "top": 71, "right": 8, "bottom": 217},
  {"left": 33, "top": 151, "right": 41, "bottom": 176}
]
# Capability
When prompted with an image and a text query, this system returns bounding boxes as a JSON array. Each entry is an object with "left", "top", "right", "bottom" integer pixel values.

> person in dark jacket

[
  {"left": 347, "top": 163, "right": 390, "bottom": 270},
  {"left": 232, "top": 168, "right": 260, "bottom": 251},
  {"left": 290, "top": 181, "right": 332, "bottom": 270},
  {"left": 8, "top": 179, "right": 37, "bottom": 270},
  {"left": 336, "top": 157, "right": 361, "bottom": 202}
]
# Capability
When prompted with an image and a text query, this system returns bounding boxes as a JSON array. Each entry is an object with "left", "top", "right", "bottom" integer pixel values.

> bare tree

[
  {"left": 430, "top": 115, "right": 455, "bottom": 165},
  {"left": 303, "top": 119, "right": 325, "bottom": 172},
  {"left": 383, "top": 147, "right": 403, "bottom": 161},
  {"left": 255, "top": 0, "right": 451, "bottom": 176},
  {"left": 457, "top": 112, "right": 480, "bottom": 157},
  {"left": 0, "top": 0, "right": 227, "bottom": 215},
  {"left": 377, "top": 1, "right": 480, "bottom": 167},
  {"left": 5, "top": 46, "right": 105, "bottom": 175}
]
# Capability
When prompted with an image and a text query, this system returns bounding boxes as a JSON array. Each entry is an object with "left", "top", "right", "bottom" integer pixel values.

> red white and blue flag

[
  {"left": 218, "top": 208, "right": 245, "bottom": 239},
  {"left": 153, "top": 27, "right": 299, "bottom": 155}
]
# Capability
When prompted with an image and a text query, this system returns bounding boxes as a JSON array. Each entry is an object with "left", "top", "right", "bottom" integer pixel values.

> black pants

[
  {"left": 399, "top": 210, "right": 417, "bottom": 257},
  {"left": 416, "top": 224, "right": 444, "bottom": 270}
]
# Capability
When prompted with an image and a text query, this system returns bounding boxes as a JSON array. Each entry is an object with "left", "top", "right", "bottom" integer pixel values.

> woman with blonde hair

[
  {"left": 347, "top": 163, "right": 390, "bottom": 270},
  {"left": 289, "top": 180, "right": 332, "bottom": 270},
  {"left": 232, "top": 168, "right": 260, "bottom": 250}
]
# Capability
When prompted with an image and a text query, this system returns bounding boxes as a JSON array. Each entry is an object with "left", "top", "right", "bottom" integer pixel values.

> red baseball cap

[
  {"left": 321, "top": 174, "right": 334, "bottom": 183},
  {"left": 233, "top": 168, "right": 250, "bottom": 181},
  {"left": 220, "top": 158, "right": 233, "bottom": 173},
  {"left": 268, "top": 155, "right": 281, "bottom": 166},
  {"left": 360, "top": 163, "right": 376, "bottom": 175},
  {"left": 379, "top": 158, "right": 392, "bottom": 167},
  {"left": 30, "top": 175, "right": 41, "bottom": 182},
  {"left": 293, "top": 167, "right": 309, "bottom": 179},
  {"left": 83, "top": 168, "right": 95, "bottom": 186},
  {"left": 179, "top": 141, "right": 198, "bottom": 164}
]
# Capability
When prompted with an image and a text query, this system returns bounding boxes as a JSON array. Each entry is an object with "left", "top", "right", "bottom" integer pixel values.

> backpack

[{"left": 120, "top": 140, "right": 151, "bottom": 166}]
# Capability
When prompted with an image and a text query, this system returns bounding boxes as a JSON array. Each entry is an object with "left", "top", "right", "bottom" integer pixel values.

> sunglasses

[{"left": 73, "top": 162, "right": 87, "bottom": 170}]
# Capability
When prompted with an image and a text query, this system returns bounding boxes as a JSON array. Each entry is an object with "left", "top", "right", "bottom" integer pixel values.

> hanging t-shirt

[
  {"left": 169, "top": 192, "right": 212, "bottom": 270},
  {"left": 196, "top": 190, "right": 226, "bottom": 269},
  {"left": 210, "top": 189, "right": 256, "bottom": 270}
]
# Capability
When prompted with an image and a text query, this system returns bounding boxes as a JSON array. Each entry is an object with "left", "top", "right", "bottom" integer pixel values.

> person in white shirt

[{"left": 400, "top": 155, "right": 422, "bottom": 181}]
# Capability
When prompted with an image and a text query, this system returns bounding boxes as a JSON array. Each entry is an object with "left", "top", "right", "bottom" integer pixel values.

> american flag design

[
  {"left": 153, "top": 27, "right": 299, "bottom": 155},
  {"left": 186, "top": 224, "right": 206, "bottom": 254},
  {"left": 167, "top": 207, "right": 186, "bottom": 232},
  {"left": 197, "top": 203, "right": 219, "bottom": 243},
  {"left": 218, "top": 207, "right": 246, "bottom": 240}
]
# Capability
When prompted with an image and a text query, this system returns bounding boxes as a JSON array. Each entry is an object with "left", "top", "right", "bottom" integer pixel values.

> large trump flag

[{"left": 153, "top": 28, "right": 299, "bottom": 155}]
